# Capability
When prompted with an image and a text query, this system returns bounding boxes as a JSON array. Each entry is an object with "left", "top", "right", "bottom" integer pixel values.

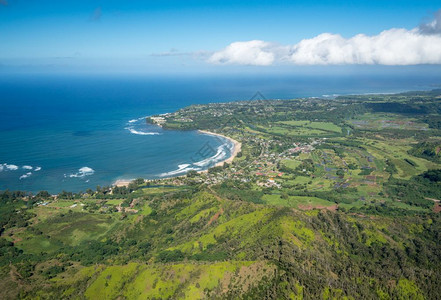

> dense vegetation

[
  {"left": 2, "top": 90, "right": 441, "bottom": 299},
  {"left": 409, "top": 141, "right": 441, "bottom": 163}
]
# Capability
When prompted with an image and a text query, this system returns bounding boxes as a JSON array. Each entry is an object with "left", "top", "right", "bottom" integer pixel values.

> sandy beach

[
  {"left": 197, "top": 130, "right": 242, "bottom": 167},
  {"left": 113, "top": 179, "right": 134, "bottom": 187}
]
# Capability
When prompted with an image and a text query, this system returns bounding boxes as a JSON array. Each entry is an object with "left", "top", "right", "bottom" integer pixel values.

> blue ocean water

[{"left": 0, "top": 72, "right": 440, "bottom": 193}]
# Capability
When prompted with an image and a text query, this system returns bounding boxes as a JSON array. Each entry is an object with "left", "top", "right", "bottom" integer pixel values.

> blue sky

[{"left": 1, "top": 0, "right": 440, "bottom": 73}]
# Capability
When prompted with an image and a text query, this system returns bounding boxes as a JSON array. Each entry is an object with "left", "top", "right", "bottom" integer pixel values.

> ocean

[{"left": 1, "top": 72, "right": 440, "bottom": 193}]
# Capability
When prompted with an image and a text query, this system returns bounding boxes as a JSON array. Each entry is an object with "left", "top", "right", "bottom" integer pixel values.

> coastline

[
  {"left": 197, "top": 130, "right": 242, "bottom": 168},
  {"left": 112, "top": 130, "right": 241, "bottom": 187},
  {"left": 113, "top": 179, "right": 134, "bottom": 187}
]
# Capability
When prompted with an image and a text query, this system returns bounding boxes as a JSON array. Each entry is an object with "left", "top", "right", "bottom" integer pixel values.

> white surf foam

[
  {"left": 19, "top": 172, "right": 32, "bottom": 180},
  {"left": 2, "top": 164, "right": 19, "bottom": 171},
  {"left": 160, "top": 164, "right": 201, "bottom": 177},
  {"left": 158, "top": 141, "right": 232, "bottom": 178},
  {"left": 67, "top": 166, "right": 95, "bottom": 178},
  {"left": 128, "top": 117, "right": 146, "bottom": 124},
  {"left": 193, "top": 145, "right": 227, "bottom": 167},
  {"left": 126, "top": 128, "right": 161, "bottom": 136},
  {"left": 1, "top": 163, "right": 21, "bottom": 171},
  {"left": 79, "top": 167, "right": 94, "bottom": 174},
  {"left": 126, "top": 116, "right": 161, "bottom": 135}
]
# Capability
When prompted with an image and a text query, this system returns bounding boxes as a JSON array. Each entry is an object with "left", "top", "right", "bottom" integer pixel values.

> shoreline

[
  {"left": 113, "top": 179, "right": 135, "bottom": 187},
  {"left": 197, "top": 130, "right": 242, "bottom": 168},
  {"left": 112, "top": 130, "right": 242, "bottom": 187}
]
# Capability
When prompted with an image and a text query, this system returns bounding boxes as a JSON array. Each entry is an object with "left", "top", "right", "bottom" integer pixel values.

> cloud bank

[{"left": 209, "top": 10, "right": 441, "bottom": 66}]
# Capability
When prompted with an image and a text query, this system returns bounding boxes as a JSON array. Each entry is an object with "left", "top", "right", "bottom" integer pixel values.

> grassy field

[
  {"left": 350, "top": 113, "right": 428, "bottom": 131},
  {"left": 16, "top": 211, "right": 120, "bottom": 253},
  {"left": 279, "top": 120, "right": 342, "bottom": 133},
  {"left": 359, "top": 137, "right": 439, "bottom": 179},
  {"left": 140, "top": 186, "right": 188, "bottom": 195},
  {"left": 105, "top": 199, "right": 124, "bottom": 205},
  {"left": 258, "top": 125, "right": 328, "bottom": 137},
  {"left": 280, "top": 159, "right": 302, "bottom": 170},
  {"left": 261, "top": 194, "right": 335, "bottom": 209}
]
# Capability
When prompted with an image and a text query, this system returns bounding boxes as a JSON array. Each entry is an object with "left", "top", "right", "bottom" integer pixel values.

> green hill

[{"left": 1, "top": 186, "right": 440, "bottom": 299}]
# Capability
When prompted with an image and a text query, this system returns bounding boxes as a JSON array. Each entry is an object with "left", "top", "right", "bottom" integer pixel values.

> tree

[
  {"left": 336, "top": 169, "right": 345, "bottom": 177},
  {"left": 36, "top": 191, "right": 50, "bottom": 199}
]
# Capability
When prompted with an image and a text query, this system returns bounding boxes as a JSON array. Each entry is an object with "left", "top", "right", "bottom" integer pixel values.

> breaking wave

[
  {"left": 159, "top": 141, "right": 232, "bottom": 178},
  {"left": 19, "top": 172, "right": 32, "bottom": 180},
  {"left": 159, "top": 164, "right": 201, "bottom": 177},
  {"left": 125, "top": 117, "right": 162, "bottom": 136},
  {"left": 0, "top": 163, "right": 19, "bottom": 171},
  {"left": 126, "top": 128, "right": 161, "bottom": 136},
  {"left": 65, "top": 167, "right": 95, "bottom": 178},
  {"left": 193, "top": 145, "right": 227, "bottom": 167}
]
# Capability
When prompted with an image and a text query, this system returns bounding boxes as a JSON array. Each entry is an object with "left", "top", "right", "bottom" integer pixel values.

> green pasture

[
  {"left": 278, "top": 120, "right": 342, "bottom": 133},
  {"left": 261, "top": 194, "right": 335, "bottom": 209}
]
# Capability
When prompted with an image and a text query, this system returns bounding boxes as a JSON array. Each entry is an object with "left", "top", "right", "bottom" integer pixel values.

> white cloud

[
  {"left": 208, "top": 10, "right": 441, "bottom": 66},
  {"left": 289, "top": 29, "right": 441, "bottom": 65},
  {"left": 208, "top": 40, "right": 276, "bottom": 66}
]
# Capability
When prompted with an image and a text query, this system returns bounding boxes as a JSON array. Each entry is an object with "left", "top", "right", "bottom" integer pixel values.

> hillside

[{"left": 2, "top": 90, "right": 441, "bottom": 299}]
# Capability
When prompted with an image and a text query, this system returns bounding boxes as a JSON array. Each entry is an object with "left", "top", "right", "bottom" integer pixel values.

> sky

[{"left": 0, "top": 0, "right": 440, "bottom": 73}]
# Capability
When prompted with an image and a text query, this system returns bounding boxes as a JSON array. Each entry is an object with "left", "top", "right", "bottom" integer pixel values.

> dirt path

[
  {"left": 206, "top": 186, "right": 225, "bottom": 226},
  {"left": 9, "top": 263, "right": 23, "bottom": 286},
  {"left": 298, "top": 204, "right": 338, "bottom": 211},
  {"left": 425, "top": 197, "right": 441, "bottom": 202},
  {"left": 207, "top": 206, "right": 224, "bottom": 226}
]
